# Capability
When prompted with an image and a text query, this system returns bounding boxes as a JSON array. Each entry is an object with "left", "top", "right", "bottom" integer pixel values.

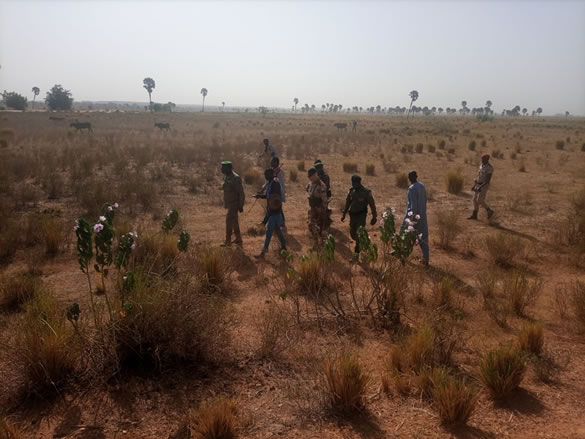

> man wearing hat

[
  {"left": 314, "top": 160, "right": 331, "bottom": 198},
  {"left": 221, "top": 161, "right": 245, "bottom": 247},
  {"left": 341, "top": 175, "right": 377, "bottom": 254},
  {"left": 306, "top": 168, "right": 330, "bottom": 248},
  {"left": 404, "top": 170, "right": 429, "bottom": 266},
  {"left": 468, "top": 154, "right": 494, "bottom": 220}
]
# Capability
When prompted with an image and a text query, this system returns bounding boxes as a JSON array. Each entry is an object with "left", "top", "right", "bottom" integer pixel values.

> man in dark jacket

[
  {"left": 221, "top": 161, "right": 245, "bottom": 247},
  {"left": 254, "top": 168, "right": 286, "bottom": 258},
  {"left": 341, "top": 175, "right": 377, "bottom": 253}
]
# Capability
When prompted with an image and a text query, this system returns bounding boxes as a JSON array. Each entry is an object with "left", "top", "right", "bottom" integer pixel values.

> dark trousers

[
  {"left": 349, "top": 212, "right": 367, "bottom": 252},
  {"left": 226, "top": 207, "right": 241, "bottom": 242}
]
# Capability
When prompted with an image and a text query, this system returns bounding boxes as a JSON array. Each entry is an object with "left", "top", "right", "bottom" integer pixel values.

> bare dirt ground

[{"left": 1, "top": 111, "right": 584, "bottom": 438}]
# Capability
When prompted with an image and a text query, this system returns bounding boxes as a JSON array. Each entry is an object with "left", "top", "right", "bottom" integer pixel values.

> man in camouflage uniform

[
  {"left": 341, "top": 175, "right": 377, "bottom": 253},
  {"left": 306, "top": 168, "right": 329, "bottom": 247},
  {"left": 221, "top": 161, "right": 245, "bottom": 246},
  {"left": 468, "top": 153, "right": 494, "bottom": 220},
  {"left": 314, "top": 160, "right": 331, "bottom": 198}
]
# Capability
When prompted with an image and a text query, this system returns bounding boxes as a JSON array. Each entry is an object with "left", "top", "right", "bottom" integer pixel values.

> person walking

[
  {"left": 468, "top": 153, "right": 494, "bottom": 220},
  {"left": 254, "top": 168, "right": 286, "bottom": 258},
  {"left": 259, "top": 138, "right": 277, "bottom": 168},
  {"left": 341, "top": 175, "right": 377, "bottom": 254},
  {"left": 403, "top": 170, "right": 429, "bottom": 266},
  {"left": 306, "top": 168, "right": 330, "bottom": 248},
  {"left": 221, "top": 161, "right": 245, "bottom": 247}
]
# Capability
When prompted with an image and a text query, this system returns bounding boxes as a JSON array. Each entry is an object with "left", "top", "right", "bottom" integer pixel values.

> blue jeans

[{"left": 263, "top": 213, "right": 286, "bottom": 253}]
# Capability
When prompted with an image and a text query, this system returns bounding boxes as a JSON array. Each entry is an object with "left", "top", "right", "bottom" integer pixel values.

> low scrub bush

[
  {"left": 365, "top": 164, "right": 375, "bottom": 176},
  {"left": 395, "top": 173, "right": 409, "bottom": 189},
  {"left": 415, "top": 143, "right": 424, "bottom": 153},
  {"left": 187, "top": 398, "right": 238, "bottom": 439},
  {"left": 197, "top": 247, "right": 229, "bottom": 288},
  {"left": 432, "top": 277, "right": 455, "bottom": 309},
  {"left": 555, "top": 140, "right": 565, "bottom": 150},
  {"left": 323, "top": 352, "right": 369, "bottom": 413},
  {"left": 492, "top": 149, "right": 504, "bottom": 159},
  {"left": 479, "top": 345, "right": 526, "bottom": 400},
  {"left": 438, "top": 139, "right": 446, "bottom": 150},
  {"left": 518, "top": 323, "right": 544, "bottom": 356},
  {"left": 256, "top": 303, "right": 291, "bottom": 358},
  {"left": 134, "top": 233, "right": 180, "bottom": 276},
  {"left": 432, "top": 372, "right": 478, "bottom": 426},
  {"left": 468, "top": 141, "right": 476, "bottom": 151},
  {"left": 428, "top": 145, "right": 436, "bottom": 153},
  {"left": 503, "top": 272, "right": 542, "bottom": 317},
  {"left": 477, "top": 272, "right": 509, "bottom": 327},
  {"left": 484, "top": 233, "right": 525, "bottom": 268},
  {"left": 15, "top": 293, "right": 76, "bottom": 396},
  {"left": 445, "top": 170, "right": 464, "bottom": 194},
  {"left": 289, "top": 169, "right": 298, "bottom": 182},
  {"left": 0, "top": 272, "right": 43, "bottom": 310},
  {"left": 39, "top": 215, "right": 67, "bottom": 255},
  {"left": 243, "top": 168, "right": 262, "bottom": 185},
  {"left": 436, "top": 209, "right": 462, "bottom": 249},
  {"left": 297, "top": 161, "right": 305, "bottom": 171},
  {"left": 343, "top": 162, "right": 358, "bottom": 173}
]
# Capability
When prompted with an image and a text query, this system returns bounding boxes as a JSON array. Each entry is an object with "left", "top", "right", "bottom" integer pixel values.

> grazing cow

[
  {"left": 154, "top": 122, "right": 171, "bottom": 131},
  {"left": 334, "top": 122, "right": 348, "bottom": 131},
  {"left": 70, "top": 122, "right": 93, "bottom": 133}
]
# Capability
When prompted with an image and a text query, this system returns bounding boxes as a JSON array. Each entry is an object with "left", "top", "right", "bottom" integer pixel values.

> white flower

[
  {"left": 382, "top": 211, "right": 389, "bottom": 219},
  {"left": 391, "top": 207, "right": 396, "bottom": 213},
  {"left": 107, "top": 206, "right": 113, "bottom": 211},
  {"left": 93, "top": 223, "right": 104, "bottom": 233},
  {"left": 113, "top": 203, "right": 119, "bottom": 209},
  {"left": 73, "top": 224, "right": 79, "bottom": 231},
  {"left": 419, "top": 233, "right": 423, "bottom": 239},
  {"left": 408, "top": 211, "right": 413, "bottom": 217},
  {"left": 168, "top": 210, "right": 173, "bottom": 216},
  {"left": 130, "top": 242, "right": 136, "bottom": 250},
  {"left": 405, "top": 218, "right": 412, "bottom": 225},
  {"left": 130, "top": 231, "right": 138, "bottom": 238},
  {"left": 99, "top": 215, "right": 106, "bottom": 222},
  {"left": 415, "top": 214, "right": 420, "bottom": 220},
  {"left": 407, "top": 226, "right": 415, "bottom": 232}
]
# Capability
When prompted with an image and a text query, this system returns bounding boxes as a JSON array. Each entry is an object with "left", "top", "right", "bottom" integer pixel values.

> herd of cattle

[{"left": 53, "top": 118, "right": 357, "bottom": 133}]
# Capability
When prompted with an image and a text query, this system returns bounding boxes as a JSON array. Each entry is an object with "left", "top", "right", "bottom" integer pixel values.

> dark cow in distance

[
  {"left": 155, "top": 122, "right": 171, "bottom": 131},
  {"left": 70, "top": 122, "right": 93, "bottom": 133},
  {"left": 334, "top": 122, "right": 348, "bottom": 131}
]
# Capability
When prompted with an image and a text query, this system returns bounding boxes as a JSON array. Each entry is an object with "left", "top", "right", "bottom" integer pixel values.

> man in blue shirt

[{"left": 403, "top": 170, "right": 429, "bottom": 266}]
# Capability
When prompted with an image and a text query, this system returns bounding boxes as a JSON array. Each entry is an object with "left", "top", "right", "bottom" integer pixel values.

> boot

[
  {"left": 487, "top": 208, "right": 494, "bottom": 219},
  {"left": 233, "top": 233, "right": 243, "bottom": 247},
  {"left": 467, "top": 210, "right": 478, "bottom": 220},
  {"left": 220, "top": 238, "right": 232, "bottom": 247}
]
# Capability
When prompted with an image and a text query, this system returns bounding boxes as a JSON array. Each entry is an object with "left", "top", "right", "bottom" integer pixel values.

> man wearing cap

[
  {"left": 403, "top": 170, "right": 429, "bottom": 266},
  {"left": 341, "top": 175, "right": 377, "bottom": 254},
  {"left": 468, "top": 154, "right": 494, "bottom": 220},
  {"left": 306, "top": 168, "right": 330, "bottom": 247},
  {"left": 221, "top": 161, "right": 245, "bottom": 247},
  {"left": 254, "top": 168, "right": 286, "bottom": 258}
]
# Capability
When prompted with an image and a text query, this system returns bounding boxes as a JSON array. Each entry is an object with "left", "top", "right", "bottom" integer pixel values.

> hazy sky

[{"left": 1, "top": 1, "right": 584, "bottom": 115}]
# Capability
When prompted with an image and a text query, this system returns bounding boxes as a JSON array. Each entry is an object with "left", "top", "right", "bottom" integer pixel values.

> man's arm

[
  {"left": 408, "top": 187, "right": 418, "bottom": 215},
  {"left": 343, "top": 191, "right": 351, "bottom": 215},
  {"left": 237, "top": 177, "right": 245, "bottom": 209},
  {"left": 368, "top": 191, "right": 377, "bottom": 219}
]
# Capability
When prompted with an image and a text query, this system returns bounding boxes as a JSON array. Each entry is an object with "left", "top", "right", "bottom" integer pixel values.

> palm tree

[
  {"left": 522, "top": 108, "right": 527, "bottom": 116},
  {"left": 536, "top": 107, "right": 542, "bottom": 116},
  {"left": 461, "top": 100, "right": 468, "bottom": 115},
  {"left": 408, "top": 90, "right": 419, "bottom": 120},
  {"left": 293, "top": 98, "right": 299, "bottom": 112},
  {"left": 31, "top": 87, "right": 40, "bottom": 109},
  {"left": 200, "top": 88, "right": 208, "bottom": 112},
  {"left": 321, "top": 104, "right": 325, "bottom": 112},
  {"left": 485, "top": 100, "right": 492, "bottom": 114},
  {"left": 222, "top": 101, "right": 225, "bottom": 112},
  {"left": 311, "top": 104, "right": 316, "bottom": 113},
  {"left": 143, "top": 77, "right": 155, "bottom": 110},
  {"left": 565, "top": 111, "right": 570, "bottom": 117}
]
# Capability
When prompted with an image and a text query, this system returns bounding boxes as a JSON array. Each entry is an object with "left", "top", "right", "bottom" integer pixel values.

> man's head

[
  {"left": 351, "top": 175, "right": 362, "bottom": 189},
  {"left": 221, "top": 160, "right": 233, "bottom": 175},
  {"left": 308, "top": 167, "right": 319, "bottom": 183},
  {"left": 264, "top": 168, "right": 274, "bottom": 181},
  {"left": 271, "top": 156, "right": 280, "bottom": 168},
  {"left": 314, "top": 160, "right": 323, "bottom": 169},
  {"left": 408, "top": 170, "right": 418, "bottom": 184},
  {"left": 481, "top": 153, "right": 490, "bottom": 165}
]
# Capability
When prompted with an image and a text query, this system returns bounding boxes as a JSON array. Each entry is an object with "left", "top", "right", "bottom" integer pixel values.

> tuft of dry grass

[
  {"left": 479, "top": 345, "right": 526, "bottom": 400},
  {"left": 134, "top": 233, "right": 180, "bottom": 276},
  {"left": 188, "top": 398, "right": 238, "bottom": 439},
  {"left": 289, "top": 169, "right": 298, "bottom": 182},
  {"left": 432, "top": 277, "right": 455, "bottom": 309},
  {"left": 484, "top": 233, "right": 525, "bottom": 268},
  {"left": 0, "top": 418, "right": 23, "bottom": 439},
  {"left": 555, "top": 140, "right": 565, "bottom": 150},
  {"left": 503, "top": 271, "right": 542, "bottom": 317},
  {"left": 342, "top": 162, "right": 358, "bottom": 173},
  {"left": 243, "top": 168, "right": 262, "bottom": 186},
  {"left": 445, "top": 170, "right": 464, "bottom": 195},
  {"left": 39, "top": 215, "right": 67, "bottom": 255},
  {"left": 518, "top": 323, "right": 544, "bottom": 356},
  {"left": 415, "top": 143, "right": 424, "bottom": 153},
  {"left": 297, "top": 161, "right": 305, "bottom": 171},
  {"left": 572, "top": 281, "right": 585, "bottom": 326},
  {"left": 256, "top": 303, "right": 292, "bottom": 358},
  {"left": 0, "top": 272, "right": 43, "bottom": 310},
  {"left": 395, "top": 173, "right": 409, "bottom": 189},
  {"left": 365, "top": 164, "right": 375, "bottom": 176},
  {"left": 436, "top": 209, "right": 462, "bottom": 249},
  {"left": 323, "top": 352, "right": 369, "bottom": 413},
  {"left": 197, "top": 247, "right": 229, "bottom": 288},
  {"left": 432, "top": 372, "right": 478, "bottom": 426}
]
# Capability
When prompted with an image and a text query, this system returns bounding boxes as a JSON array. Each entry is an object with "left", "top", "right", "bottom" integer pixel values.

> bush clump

[
  {"left": 365, "top": 164, "right": 375, "bottom": 176},
  {"left": 555, "top": 140, "right": 565, "bottom": 150},
  {"left": 415, "top": 143, "right": 424, "bottom": 153},
  {"left": 343, "top": 162, "right": 358, "bottom": 173},
  {"left": 445, "top": 170, "right": 464, "bottom": 194},
  {"left": 436, "top": 209, "right": 463, "bottom": 249},
  {"left": 432, "top": 372, "right": 478, "bottom": 426},
  {"left": 503, "top": 272, "right": 542, "bottom": 317},
  {"left": 518, "top": 323, "right": 544, "bottom": 356},
  {"left": 479, "top": 345, "right": 526, "bottom": 400},
  {"left": 484, "top": 233, "right": 525, "bottom": 268},
  {"left": 323, "top": 352, "right": 369, "bottom": 413},
  {"left": 0, "top": 272, "right": 43, "bottom": 311},
  {"left": 468, "top": 141, "right": 476, "bottom": 151},
  {"left": 395, "top": 173, "right": 409, "bottom": 189},
  {"left": 187, "top": 398, "right": 238, "bottom": 439}
]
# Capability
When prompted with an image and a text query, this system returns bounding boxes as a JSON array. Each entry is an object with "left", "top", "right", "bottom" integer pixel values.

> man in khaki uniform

[
  {"left": 468, "top": 153, "right": 494, "bottom": 220},
  {"left": 221, "top": 161, "right": 245, "bottom": 246},
  {"left": 306, "top": 168, "right": 329, "bottom": 247}
]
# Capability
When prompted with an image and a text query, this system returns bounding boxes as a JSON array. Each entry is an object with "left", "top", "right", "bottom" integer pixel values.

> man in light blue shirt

[{"left": 403, "top": 170, "right": 429, "bottom": 266}]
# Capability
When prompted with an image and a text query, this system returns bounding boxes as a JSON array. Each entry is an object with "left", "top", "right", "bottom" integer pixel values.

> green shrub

[
  {"left": 445, "top": 170, "right": 464, "bottom": 194},
  {"left": 479, "top": 345, "right": 526, "bottom": 400},
  {"left": 438, "top": 140, "right": 446, "bottom": 150},
  {"left": 428, "top": 145, "right": 436, "bottom": 153}
]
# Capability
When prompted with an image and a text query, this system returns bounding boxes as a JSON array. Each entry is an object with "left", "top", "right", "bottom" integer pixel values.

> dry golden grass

[
  {"left": 445, "top": 170, "right": 464, "bottom": 194},
  {"left": 0, "top": 272, "right": 43, "bottom": 310},
  {"left": 323, "top": 352, "right": 369, "bottom": 413},
  {"left": 479, "top": 345, "right": 526, "bottom": 400},
  {"left": 432, "top": 372, "right": 478, "bottom": 426},
  {"left": 188, "top": 398, "right": 238, "bottom": 439},
  {"left": 435, "top": 209, "right": 462, "bottom": 249},
  {"left": 484, "top": 233, "right": 525, "bottom": 268},
  {"left": 0, "top": 418, "right": 23, "bottom": 439},
  {"left": 395, "top": 173, "right": 409, "bottom": 189},
  {"left": 518, "top": 323, "right": 544, "bottom": 356}
]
